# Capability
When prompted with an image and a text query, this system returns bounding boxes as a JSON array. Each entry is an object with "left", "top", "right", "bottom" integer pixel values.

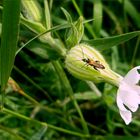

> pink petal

[
  {"left": 117, "top": 93, "right": 132, "bottom": 124},
  {"left": 119, "top": 110, "right": 132, "bottom": 125},
  {"left": 123, "top": 66, "right": 140, "bottom": 85}
]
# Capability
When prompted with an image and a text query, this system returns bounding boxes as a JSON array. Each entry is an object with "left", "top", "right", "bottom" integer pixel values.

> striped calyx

[{"left": 65, "top": 44, "right": 123, "bottom": 86}]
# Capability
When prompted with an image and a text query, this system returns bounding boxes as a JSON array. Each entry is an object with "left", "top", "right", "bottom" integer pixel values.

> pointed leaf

[
  {"left": 0, "top": 0, "right": 21, "bottom": 92},
  {"left": 82, "top": 31, "right": 140, "bottom": 51},
  {"left": 61, "top": 7, "right": 73, "bottom": 23}
]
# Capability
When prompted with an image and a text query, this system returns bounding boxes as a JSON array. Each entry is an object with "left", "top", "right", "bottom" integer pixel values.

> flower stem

[
  {"left": 3, "top": 108, "right": 90, "bottom": 138},
  {"left": 72, "top": 0, "right": 96, "bottom": 38},
  {"left": 52, "top": 60, "right": 89, "bottom": 134},
  {"left": 86, "top": 81, "right": 102, "bottom": 97}
]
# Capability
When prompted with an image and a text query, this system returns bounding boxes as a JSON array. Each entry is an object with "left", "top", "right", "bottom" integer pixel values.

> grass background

[{"left": 0, "top": 0, "right": 140, "bottom": 139}]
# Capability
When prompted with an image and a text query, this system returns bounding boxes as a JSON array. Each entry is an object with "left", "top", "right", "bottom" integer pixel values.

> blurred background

[{"left": 0, "top": 0, "right": 140, "bottom": 140}]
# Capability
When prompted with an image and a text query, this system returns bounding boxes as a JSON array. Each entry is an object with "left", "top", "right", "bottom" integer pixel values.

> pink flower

[{"left": 117, "top": 66, "right": 140, "bottom": 125}]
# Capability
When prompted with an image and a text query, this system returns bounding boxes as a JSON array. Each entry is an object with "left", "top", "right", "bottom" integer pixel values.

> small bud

[
  {"left": 75, "top": 16, "right": 84, "bottom": 43},
  {"left": 21, "top": 0, "right": 43, "bottom": 22},
  {"left": 65, "top": 44, "right": 123, "bottom": 86},
  {"left": 66, "top": 16, "right": 84, "bottom": 48}
]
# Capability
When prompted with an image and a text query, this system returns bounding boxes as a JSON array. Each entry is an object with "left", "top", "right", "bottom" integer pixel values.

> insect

[
  {"left": 78, "top": 46, "right": 105, "bottom": 70},
  {"left": 82, "top": 58, "right": 105, "bottom": 70}
]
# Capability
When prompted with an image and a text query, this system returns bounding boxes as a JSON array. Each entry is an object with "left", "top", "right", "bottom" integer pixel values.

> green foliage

[
  {"left": 0, "top": 0, "right": 140, "bottom": 139},
  {"left": 83, "top": 31, "right": 140, "bottom": 51},
  {"left": 93, "top": 0, "right": 103, "bottom": 37},
  {"left": 0, "top": 0, "right": 20, "bottom": 106}
]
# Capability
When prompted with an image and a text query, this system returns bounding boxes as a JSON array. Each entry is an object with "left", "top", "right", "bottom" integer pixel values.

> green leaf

[
  {"left": 74, "top": 91, "right": 101, "bottom": 100},
  {"left": 104, "top": 136, "right": 140, "bottom": 140},
  {"left": 0, "top": 0, "right": 21, "bottom": 90},
  {"left": 0, "top": 23, "right": 2, "bottom": 36},
  {"left": 93, "top": 0, "right": 103, "bottom": 37},
  {"left": 16, "top": 23, "right": 70, "bottom": 55},
  {"left": 82, "top": 31, "right": 140, "bottom": 51},
  {"left": 61, "top": 7, "right": 73, "bottom": 23},
  {"left": 119, "top": 0, "right": 140, "bottom": 28}
]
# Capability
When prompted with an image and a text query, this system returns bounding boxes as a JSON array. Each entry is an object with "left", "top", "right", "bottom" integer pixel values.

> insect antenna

[
  {"left": 79, "top": 45, "right": 86, "bottom": 61},
  {"left": 78, "top": 46, "right": 92, "bottom": 69},
  {"left": 66, "top": 46, "right": 86, "bottom": 64}
]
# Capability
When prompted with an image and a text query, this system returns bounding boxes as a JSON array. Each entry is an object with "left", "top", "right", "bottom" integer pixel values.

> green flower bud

[
  {"left": 21, "top": 0, "right": 43, "bottom": 22},
  {"left": 65, "top": 44, "right": 123, "bottom": 86},
  {"left": 66, "top": 16, "right": 84, "bottom": 48}
]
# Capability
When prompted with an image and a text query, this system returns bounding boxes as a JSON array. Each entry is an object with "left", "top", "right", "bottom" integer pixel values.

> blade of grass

[
  {"left": 93, "top": 0, "right": 103, "bottom": 37},
  {"left": 3, "top": 108, "right": 90, "bottom": 138},
  {"left": 8, "top": 79, "right": 82, "bottom": 132},
  {"left": 83, "top": 31, "right": 140, "bottom": 51},
  {"left": 103, "top": 5, "right": 123, "bottom": 34},
  {"left": 119, "top": 0, "right": 140, "bottom": 28},
  {"left": 17, "top": 18, "right": 94, "bottom": 55},
  {"left": 8, "top": 77, "right": 61, "bottom": 114},
  {"left": 100, "top": 30, "right": 120, "bottom": 70},
  {"left": 52, "top": 60, "right": 89, "bottom": 134},
  {"left": 72, "top": 0, "right": 97, "bottom": 38},
  {"left": 0, "top": 0, "right": 21, "bottom": 108},
  {"left": 14, "top": 66, "right": 53, "bottom": 101},
  {"left": 16, "top": 23, "right": 70, "bottom": 55},
  {"left": 131, "top": 36, "right": 140, "bottom": 67}
]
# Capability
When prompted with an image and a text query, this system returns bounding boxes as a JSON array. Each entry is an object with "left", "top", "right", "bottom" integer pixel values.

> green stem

[
  {"left": 3, "top": 108, "right": 90, "bottom": 138},
  {"left": 14, "top": 66, "right": 52, "bottom": 101},
  {"left": 103, "top": 5, "right": 123, "bottom": 34},
  {"left": 131, "top": 36, "right": 140, "bottom": 67},
  {"left": 72, "top": 0, "right": 96, "bottom": 38},
  {"left": 0, "top": 124, "right": 25, "bottom": 140},
  {"left": 0, "top": 0, "right": 21, "bottom": 109},
  {"left": 71, "top": 0, "right": 82, "bottom": 16},
  {"left": 8, "top": 79, "right": 83, "bottom": 130},
  {"left": 8, "top": 78, "right": 62, "bottom": 114},
  {"left": 86, "top": 81, "right": 102, "bottom": 97},
  {"left": 14, "top": 85, "right": 62, "bottom": 115},
  {"left": 52, "top": 61, "right": 89, "bottom": 134}
]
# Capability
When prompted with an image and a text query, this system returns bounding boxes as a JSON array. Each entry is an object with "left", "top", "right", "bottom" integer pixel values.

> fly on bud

[{"left": 65, "top": 44, "right": 123, "bottom": 86}]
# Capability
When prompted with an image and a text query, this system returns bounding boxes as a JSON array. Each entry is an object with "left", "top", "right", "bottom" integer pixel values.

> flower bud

[
  {"left": 66, "top": 16, "right": 84, "bottom": 48},
  {"left": 21, "top": 0, "right": 43, "bottom": 22},
  {"left": 65, "top": 44, "right": 123, "bottom": 86}
]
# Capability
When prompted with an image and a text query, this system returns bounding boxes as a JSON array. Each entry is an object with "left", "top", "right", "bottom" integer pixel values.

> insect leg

[{"left": 93, "top": 66, "right": 99, "bottom": 71}]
